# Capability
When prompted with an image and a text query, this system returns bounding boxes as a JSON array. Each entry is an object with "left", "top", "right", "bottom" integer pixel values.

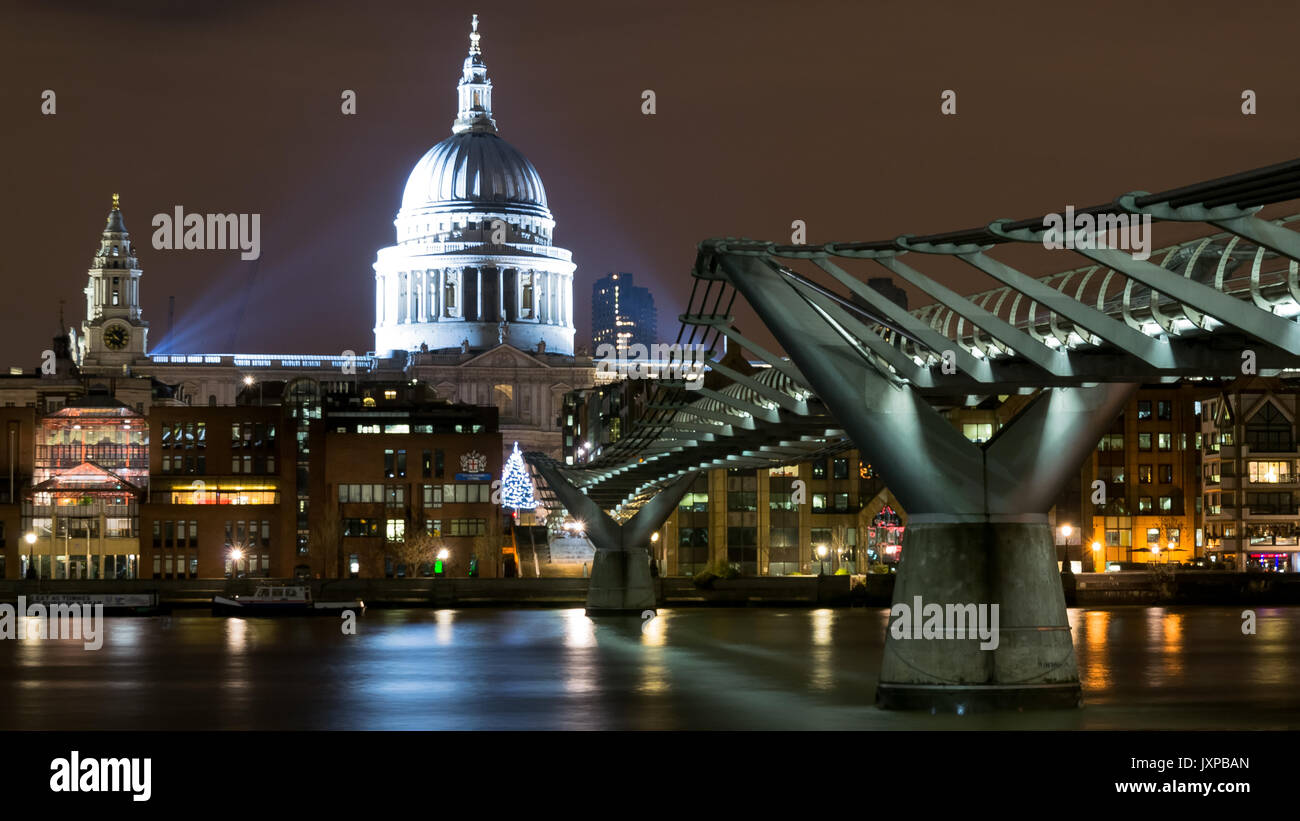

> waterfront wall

[
  {"left": 0, "top": 572, "right": 1296, "bottom": 608},
  {"left": 0, "top": 575, "right": 858, "bottom": 608}
]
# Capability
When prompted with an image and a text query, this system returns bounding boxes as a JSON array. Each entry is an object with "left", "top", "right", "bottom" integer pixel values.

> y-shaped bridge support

[
  {"left": 530, "top": 462, "right": 700, "bottom": 615},
  {"left": 711, "top": 248, "right": 1136, "bottom": 711}
]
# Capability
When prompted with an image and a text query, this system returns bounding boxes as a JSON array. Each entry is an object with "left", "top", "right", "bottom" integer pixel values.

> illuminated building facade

[
  {"left": 1201, "top": 377, "right": 1300, "bottom": 571},
  {"left": 308, "top": 383, "right": 503, "bottom": 579},
  {"left": 592, "top": 272, "right": 657, "bottom": 353},
  {"left": 22, "top": 396, "right": 147, "bottom": 579},
  {"left": 658, "top": 449, "right": 905, "bottom": 577},
  {"left": 141, "top": 405, "right": 295, "bottom": 580}
]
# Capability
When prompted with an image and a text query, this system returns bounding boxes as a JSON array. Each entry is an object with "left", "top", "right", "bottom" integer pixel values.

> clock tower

[{"left": 79, "top": 194, "right": 149, "bottom": 370}]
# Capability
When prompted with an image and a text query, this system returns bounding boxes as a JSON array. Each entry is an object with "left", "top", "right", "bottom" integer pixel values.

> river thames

[{"left": 0, "top": 606, "right": 1295, "bottom": 730}]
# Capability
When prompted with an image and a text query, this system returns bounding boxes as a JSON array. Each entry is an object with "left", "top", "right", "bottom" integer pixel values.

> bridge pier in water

[
  {"left": 710, "top": 245, "right": 1139, "bottom": 711},
  {"left": 529, "top": 461, "right": 699, "bottom": 615}
]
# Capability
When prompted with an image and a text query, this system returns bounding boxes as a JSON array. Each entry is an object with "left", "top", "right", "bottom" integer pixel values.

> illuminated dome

[
  {"left": 373, "top": 15, "right": 576, "bottom": 357},
  {"left": 401, "top": 132, "right": 550, "bottom": 219}
]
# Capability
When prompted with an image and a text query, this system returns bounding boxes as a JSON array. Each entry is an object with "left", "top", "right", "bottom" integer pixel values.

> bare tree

[
  {"left": 310, "top": 502, "right": 343, "bottom": 578},
  {"left": 1155, "top": 515, "right": 1184, "bottom": 562},
  {"left": 391, "top": 528, "right": 443, "bottom": 577}
]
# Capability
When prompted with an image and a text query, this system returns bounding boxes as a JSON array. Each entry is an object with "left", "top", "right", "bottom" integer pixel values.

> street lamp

[
  {"left": 229, "top": 546, "right": 244, "bottom": 578},
  {"left": 1059, "top": 524, "right": 1074, "bottom": 573},
  {"left": 24, "top": 532, "right": 36, "bottom": 579},
  {"left": 816, "top": 544, "right": 828, "bottom": 576}
]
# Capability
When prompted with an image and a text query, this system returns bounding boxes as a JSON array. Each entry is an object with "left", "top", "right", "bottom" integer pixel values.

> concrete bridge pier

[
  {"left": 710, "top": 247, "right": 1137, "bottom": 711},
  {"left": 876, "top": 517, "right": 1080, "bottom": 711},
  {"left": 529, "top": 461, "right": 699, "bottom": 615}
]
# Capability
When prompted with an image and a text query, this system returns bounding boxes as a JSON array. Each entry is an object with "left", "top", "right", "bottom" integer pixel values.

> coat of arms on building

[{"left": 460, "top": 450, "right": 487, "bottom": 473}]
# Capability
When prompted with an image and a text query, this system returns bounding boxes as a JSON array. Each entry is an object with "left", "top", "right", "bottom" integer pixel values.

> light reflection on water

[
  {"left": 0, "top": 606, "right": 1295, "bottom": 730},
  {"left": 1077, "top": 609, "right": 1111, "bottom": 692}
]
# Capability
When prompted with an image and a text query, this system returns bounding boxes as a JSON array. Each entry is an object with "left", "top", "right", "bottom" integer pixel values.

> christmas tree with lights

[{"left": 501, "top": 442, "right": 538, "bottom": 513}]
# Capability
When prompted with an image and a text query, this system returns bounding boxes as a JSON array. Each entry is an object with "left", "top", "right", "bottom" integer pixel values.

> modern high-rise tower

[{"left": 591, "top": 272, "right": 657, "bottom": 352}]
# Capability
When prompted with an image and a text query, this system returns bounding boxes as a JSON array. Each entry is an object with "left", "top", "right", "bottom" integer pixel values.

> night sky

[{"left": 3, "top": 0, "right": 1299, "bottom": 364}]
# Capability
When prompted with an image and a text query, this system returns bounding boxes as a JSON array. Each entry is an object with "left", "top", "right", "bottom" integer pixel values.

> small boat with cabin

[{"left": 211, "top": 584, "right": 364, "bottom": 616}]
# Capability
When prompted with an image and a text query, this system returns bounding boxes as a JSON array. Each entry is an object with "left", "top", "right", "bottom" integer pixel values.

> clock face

[{"left": 104, "top": 325, "right": 130, "bottom": 351}]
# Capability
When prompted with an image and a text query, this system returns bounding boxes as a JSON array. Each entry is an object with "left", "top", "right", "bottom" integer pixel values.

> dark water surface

[{"left": 0, "top": 606, "right": 1295, "bottom": 730}]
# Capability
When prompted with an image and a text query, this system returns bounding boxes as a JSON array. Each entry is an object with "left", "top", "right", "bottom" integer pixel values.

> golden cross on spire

[{"left": 112, "top": 192, "right": 120, "bottom": 210}]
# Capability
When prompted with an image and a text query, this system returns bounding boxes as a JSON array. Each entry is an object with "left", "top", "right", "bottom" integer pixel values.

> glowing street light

[
  {"left": 1059, "top": 524, "right": 1074, "bottom": 573},
  {"left": 816, "top": 543, "right": 828, "bottom": 575},
  {"left": 24, "top": 531, "right": 36, "bottom": 579}
]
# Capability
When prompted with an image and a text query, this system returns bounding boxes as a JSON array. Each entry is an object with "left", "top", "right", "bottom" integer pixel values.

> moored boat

[{"left": 211, "top": 584, "right": 364, "bottom": 616}]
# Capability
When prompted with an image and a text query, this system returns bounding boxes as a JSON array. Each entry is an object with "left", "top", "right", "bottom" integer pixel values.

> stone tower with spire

[{"left": 79, "top": 194, "right": 149, "bottom": 370}]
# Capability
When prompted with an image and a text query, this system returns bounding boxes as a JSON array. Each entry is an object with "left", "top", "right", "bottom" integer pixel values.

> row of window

[
  {"left": 693, "top": 486, "right": 862, "bottom": 513},
  {"left": 1205, "top": 491, "right": 1298, "bottom": 515},
  {"left": 809, "top": 459, "right": 853, "bottom": 480},
  {"left": 1204, "top": 459, "right": 1295, "bottom": 484},
  {"left": 231, "top": 454, "right": 276, "bottom": 474},
  {"left": 1104, "top": 527, "right": 1182, "bottom": 547},
  {"left": 152, "top": 519, "right": 198, "bottom": 548},
  {"left": 336, "top": 483, "right": 493, "bottom": 506},
  {"left": 160, "top": 421, "right": 205, "bottom": 448},
  {"left": 1136, "top": 400, "right": 1175, "bottom": 421},
  {"left": 153, "top": 554, "right": 198, "bottom": 579},
  {"left": 231, "top": 422, "right": 276, "bottom": 447},
  {"left": 159, "top": 489, "right": 279, "bottom": 505},
  {"left": 1098, "top": 432, "right": 1188, "bottom": 452},
  {"left": 680, "top": 526, "right": 860, "bottom": 550},
  {"left": 342, "top": 517, "right": 487, "bottom": 539},
  {"left": 160, "top": 453, "right": 205, "bottom": 474},
  {"left": 383, "top": 449, "right": 446, "bottom": 479},
  {"left": 151, "top": 520, "right": 274, "bottom": 547},
  {"left": 158, "top": 452, "right": 281, "bottom": 475},
  {"left": 350, "top": 424, "right": 485, "bottom": 435},
  {"left": 1097, "top": 464, "right": 1177, "bottom": 484},
  {"left": 224, "top": 520, "right": 274, "bottom": 547}
]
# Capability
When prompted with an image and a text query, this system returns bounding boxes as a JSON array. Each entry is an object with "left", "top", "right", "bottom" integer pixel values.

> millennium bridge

[{"left": 527, "top": 158, "right": 1300, "bottom": 711}]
